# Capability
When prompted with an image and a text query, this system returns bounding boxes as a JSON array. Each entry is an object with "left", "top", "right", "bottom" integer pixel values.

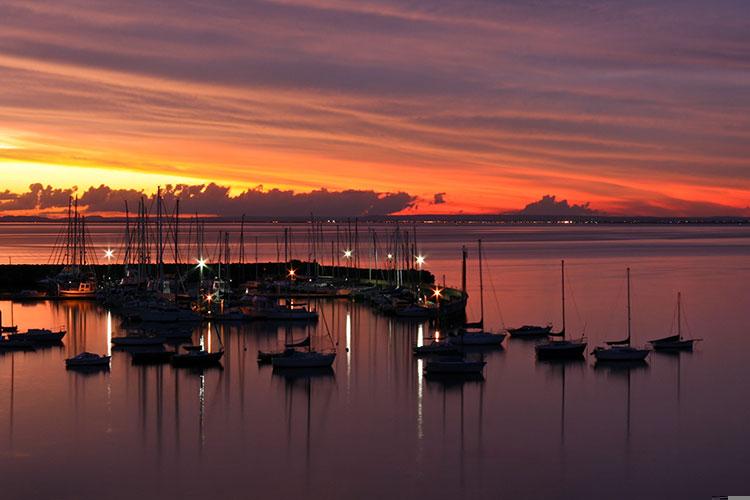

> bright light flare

[
  {"left": 104, "top": 248, "right": 114, "bottom": 261},
  {"left": 415, "top": 255, "right": 426, "bottom": 267},
  {"left": 196, "top": 257, "right": 208, "bottom": 269},
  {"left": 343, "top": 249, "right": 353, "bottom": 259},
  {"left": 432, "top": 286, "right": 443, "bottom": 299}
]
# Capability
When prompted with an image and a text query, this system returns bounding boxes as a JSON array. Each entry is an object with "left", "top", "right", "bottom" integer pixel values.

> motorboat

[
  {"left": 9, "top": 328, "right": 67, "bottom": 343},
  {"left": 65, "top": 352, "right": 111, "bottom": 367}
]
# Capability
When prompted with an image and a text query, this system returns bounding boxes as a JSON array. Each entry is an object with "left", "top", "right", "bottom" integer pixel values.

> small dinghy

[
  {"left": 111, "top": 335, "right": 165, "bottom": 347},
  {"left": 424, "top": 356, "right": 486, "bottom": 374},
  {"left": 649, "top": 293, "right": 701, "bottom": 351},
  {"left": 65, "top": 352, "right": 111, "bottom": 367},
  {"left": 536, "top": 261, "right": 587, "bottom": 359},
  {"left": 593, "top": 268, "right": 650, "bottom": 363}
]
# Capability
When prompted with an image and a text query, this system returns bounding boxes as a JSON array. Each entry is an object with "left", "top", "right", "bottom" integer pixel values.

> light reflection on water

[{"left": 0, "top": 225, "right": 749, "bottom": 499}]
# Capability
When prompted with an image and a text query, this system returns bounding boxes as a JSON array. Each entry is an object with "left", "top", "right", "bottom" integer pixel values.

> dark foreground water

[{"left": 1, "top": 224, "right": 749, "bottom": 499}]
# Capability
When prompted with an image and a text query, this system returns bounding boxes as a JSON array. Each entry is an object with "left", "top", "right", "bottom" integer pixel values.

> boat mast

[
  {"left": 626, "top": 267, "right": 631, "bottom": 346},
  {"left": 478, "top": 239, "right": 484, "bottom": 328},
  {"left": 561, "top": 259, "right": 566, "bottom": 338},
  {"left": 461, "top": 245, "right": 467, "bottom": 297},
  {"left": 677, "top": 291, "right": 682, "bottom": 339}
]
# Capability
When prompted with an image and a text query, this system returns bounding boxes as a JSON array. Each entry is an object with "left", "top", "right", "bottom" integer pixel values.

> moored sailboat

[
  {"left": 649, "top": 292, "right": 701, "bottom": 351},
  {"left": 593, "top": 268, "right": 650, "bottom": 362},
  {"left": 454, "top": 240, "right": 506, "bottom": 346},
  {"left": 536, "top": 260, "right": 587, "bottom": 359}
]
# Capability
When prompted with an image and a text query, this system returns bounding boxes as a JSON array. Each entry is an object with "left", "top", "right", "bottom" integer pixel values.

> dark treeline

[{"left": 0, "top": 262, "right": 434, "bottom": 292}]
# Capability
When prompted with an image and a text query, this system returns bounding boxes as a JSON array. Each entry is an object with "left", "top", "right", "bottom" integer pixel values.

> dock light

[
  {"left": 343, "top": 249, "right": 353, "bottom": 259},
  {"left": 435, "top": 330, "right": 440, "bottom": 340},
  {"left": 288, "top": 268, "right": 296, "bottom": 279},
  {"left": 104, "top": 248, "right": 114, "bottom": 262},
  {"left": 415, "top": 255, "right": 426, "bottom": 268},
  {"left": 196, "top": 257, "right": 207, "bottom": 270},
  {"left": 432, "top": 286, "right": 443, "bottom": 300}
]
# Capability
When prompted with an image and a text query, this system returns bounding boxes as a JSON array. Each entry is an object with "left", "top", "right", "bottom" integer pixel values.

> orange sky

[{"left": 1, "top": 1, "right": 749, "bottom": 216}]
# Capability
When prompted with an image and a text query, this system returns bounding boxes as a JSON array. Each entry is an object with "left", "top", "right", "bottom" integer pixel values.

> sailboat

[
  {"left": 455, "top": 239, "right": 506, "bottom": 346},
  {"left": 535, "top": 260, "right": 587, "bottom": 359},
  {"left": 171, "top": 325, "right": 224, "bottom": 367},
  {"left": 649, "top": 292, "right": 701, "bottom": 350},
  {"left": 593, "top": 268, "right": 650, "bottom": 362},
  {"left": 424, "top": 356, "right": 486, "bottom": 374},
  {"left": 271, "top": 314, "right": 336, "bottom": 369}
]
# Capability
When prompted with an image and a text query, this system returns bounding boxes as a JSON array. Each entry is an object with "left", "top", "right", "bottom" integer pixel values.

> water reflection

[{"left": 0, "top": 252, "right": 743, "bottom": 500}]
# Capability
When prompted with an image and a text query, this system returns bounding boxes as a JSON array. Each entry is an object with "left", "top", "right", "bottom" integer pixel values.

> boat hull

[
  {"left": 649, "top": 339, "right": 696, "bottom": 351},
  {"left": 593, "top": 346, "right": 650, "bottom": 361},
  {"left": 66, "top": 356, "right": 111, "bottom": 367},
  {"left": 456, "top": 332, "right": 506, "bottom": 346},
  {"left": 508, "top": 326, "right": 552, "bottom": 338},
  {"left": 271, "top": 352, "right": 336, "bottom": 368},
  {"left": 9, "top": 330, "right": 66, "bottom": 343},
  {"left": 535, "top": 341, "right": 587, "bottom": 359},
  {"left": 111, "top": 336, "right": 165, "bottom": 347}
]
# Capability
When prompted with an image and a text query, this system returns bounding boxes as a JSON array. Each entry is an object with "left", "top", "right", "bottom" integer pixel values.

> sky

[{"left": 1, "top": 0, "right": 749, "bottom": 216}]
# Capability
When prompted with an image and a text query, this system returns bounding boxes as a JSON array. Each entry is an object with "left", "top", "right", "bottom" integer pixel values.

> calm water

[{"left": 1, "top": 223, "right": 749, "bottom": 499}]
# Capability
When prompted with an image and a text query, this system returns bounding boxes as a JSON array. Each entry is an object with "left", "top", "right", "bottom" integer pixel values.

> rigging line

[
  {"left": 681, "top": 298, "right": 695, "bottom": 337},
  {"left": 485, "top": 262, "right": 506, "bottom": 330},
  {"left": 602, "top": 277, "right": 625, "bottom": 339},
  {"left": 565, "top": 269, "right": 584, "bottom": 328},
  {"left": 47, "top": 221, "right": 66, "bottom": 265},
  {"left": 668, "top": 297, "right": 677, "bottom": 335}
]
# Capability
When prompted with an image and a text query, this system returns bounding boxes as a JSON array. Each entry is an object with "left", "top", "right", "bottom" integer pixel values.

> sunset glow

[{"left": 1, "top": 1, "right": 748, "bottom": 216}]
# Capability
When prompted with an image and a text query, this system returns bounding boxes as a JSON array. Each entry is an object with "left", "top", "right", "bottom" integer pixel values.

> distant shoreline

[{"left": 0, "top": 214, "right": 748, "bottom": 224}]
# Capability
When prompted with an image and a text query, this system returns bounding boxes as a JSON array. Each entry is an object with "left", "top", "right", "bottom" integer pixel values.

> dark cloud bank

[
  {"left": 513, "top": 195, "right": 601, "bottom": 216},
  {"left": 0, "top": 183, "right": 417, "bottom": 217}
]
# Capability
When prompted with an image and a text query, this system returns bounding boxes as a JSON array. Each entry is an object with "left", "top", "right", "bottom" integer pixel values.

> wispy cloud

[{"left": 0, "top": 0, "right": 748, "bottom": 214}]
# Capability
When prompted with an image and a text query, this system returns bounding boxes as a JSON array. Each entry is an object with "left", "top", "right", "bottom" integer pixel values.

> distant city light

[
  {"left": 104, "top": 248, "right": 114, "bottom": 261},
  {"left": 196, "top": 257, "right": 208, "bottom": 270}
]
